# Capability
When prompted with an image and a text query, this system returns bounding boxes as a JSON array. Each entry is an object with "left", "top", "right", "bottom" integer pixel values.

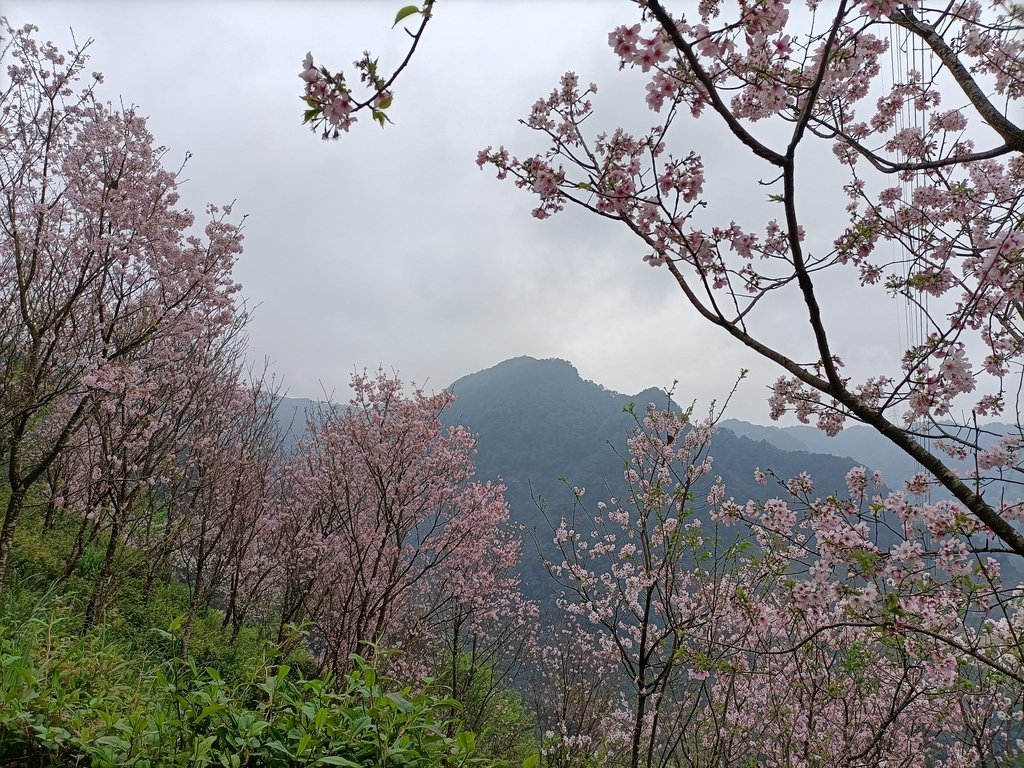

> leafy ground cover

[{"left": 0, "top": 507, "right": 502, "bottom": 768}]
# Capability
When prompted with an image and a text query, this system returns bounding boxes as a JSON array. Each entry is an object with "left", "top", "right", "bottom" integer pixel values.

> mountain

[
  {"left": 441, "top": 357, "right": 870, "bottom": 601},
  {"left": 274, "top": 396, "right": 320, "bottom": 458},
  {"left": 444, "top": 356, "right": 869, "bottom": 506}
]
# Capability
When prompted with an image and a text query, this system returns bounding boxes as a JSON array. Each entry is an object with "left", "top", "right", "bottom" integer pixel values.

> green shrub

[{"left": 0, "top": 591, "right": 491, "bottom": 767}]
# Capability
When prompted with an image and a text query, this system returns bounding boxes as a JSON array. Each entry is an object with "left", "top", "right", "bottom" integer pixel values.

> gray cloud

[{"left": 5, "top": 2, "right": 916, "bottom": 422}]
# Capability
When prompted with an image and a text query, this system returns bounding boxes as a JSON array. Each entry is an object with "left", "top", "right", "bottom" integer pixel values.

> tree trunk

[
  {"left": 83, "top": 516, "right": 120, "bottom": 628},
  {"left": 0, "top": 485, "right": 28, "bottom": 586},
  {"left": 59, "top": 514, "right": 92, "bottom": 583}
]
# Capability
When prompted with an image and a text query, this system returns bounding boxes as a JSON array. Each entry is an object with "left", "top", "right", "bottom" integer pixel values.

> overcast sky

[{"left": 5, "top": 2, "right": 921, "bottom": 423}]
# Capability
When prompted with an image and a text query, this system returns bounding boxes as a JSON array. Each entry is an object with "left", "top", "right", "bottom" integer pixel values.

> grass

[{"left": 0, "top": 507, "right": 487, "bottom": 767}]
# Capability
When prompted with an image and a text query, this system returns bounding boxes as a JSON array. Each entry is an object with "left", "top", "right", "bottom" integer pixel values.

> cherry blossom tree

[
  {"left": 480, "top": 0, "right": 1024, "bottom": 556},
  {"left": 171, "top": 363, "right": 284, "bottom": 657},
  {"left": 542, "top": 400, "right": 743, "bottom": 768},
  {"left": 304, "top": 1, "right": 1024, "bottom": 557},
  {"left": 529, "top": 620, "right": 631, "bottom": 767},
  {"left": 0, "top": 21, "right": 243, "bottom": 583},
  {"left": 42, "top": 297, "right": 257, "bottom": 630},
  {"left": 429, "top": 518, "right": 538, "bottom": 753},
  {"left": 543, "top": 396, "right": 1024, "bottom": 767},
  {"left": 268, "top": 372, "right": 534, "bottom": 686},
  {"left": 705, "top": 465, "right": 1024, "bottom": 767}
]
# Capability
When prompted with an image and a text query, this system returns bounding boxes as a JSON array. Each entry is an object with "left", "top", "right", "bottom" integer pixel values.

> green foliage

[
  {"left": 0, "top": 508, "right": 497, "bottom": 767},
  {"left": 8, "top": 509, "right": 274, "bottom": 683},
  {"left": 0, "top": 588, "right": 487, "bottom": 767},
  {"left": 438, "top": 652, "right": 535, "bottom": 763},
  {"left": 393, "top": 6, "right": 421, "bottom": 27}
]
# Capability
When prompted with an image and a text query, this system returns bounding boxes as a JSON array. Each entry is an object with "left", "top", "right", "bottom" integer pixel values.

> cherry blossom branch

[
  {"left": 300, "top": 1, "right": 434, "bottom": 138},
  {"left": 645, "top": 0, "right": 785, "bottom": 167},
  {"left": 890, "top": 7, "right": 1024, "bottom": 152},
  {"left": 809, "top": 115, "right": 1015, "bottom": 173},
  {"left": 757, "top": 618, "right": 1024, "bottom": 687}
]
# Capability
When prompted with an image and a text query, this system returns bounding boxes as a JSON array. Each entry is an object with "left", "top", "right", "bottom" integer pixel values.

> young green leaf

[
  {"left": 393, "top": 6, "right": 420, "bottom": 27},
  {"left": 456, "top": 730, "right": 475, "bottom": 753}
]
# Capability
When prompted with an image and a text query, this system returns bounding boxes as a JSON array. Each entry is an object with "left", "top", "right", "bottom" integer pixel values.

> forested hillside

[{"left": 441, "top": 357, "right": 877, "bottom": 601}]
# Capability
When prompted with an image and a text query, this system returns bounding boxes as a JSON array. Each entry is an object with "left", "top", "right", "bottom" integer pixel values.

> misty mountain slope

[
  {"left": 445, "top": 357, "right": 869, "bottom": 514},
  {"left": 721, "top": 419, "right": 920, "bottom": 486},
  {"left": 442, "top": 357, "right": 872, "bottom": 601},
  {"left": 276, "top": 397, "right": 318, "bottom": 455}
]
